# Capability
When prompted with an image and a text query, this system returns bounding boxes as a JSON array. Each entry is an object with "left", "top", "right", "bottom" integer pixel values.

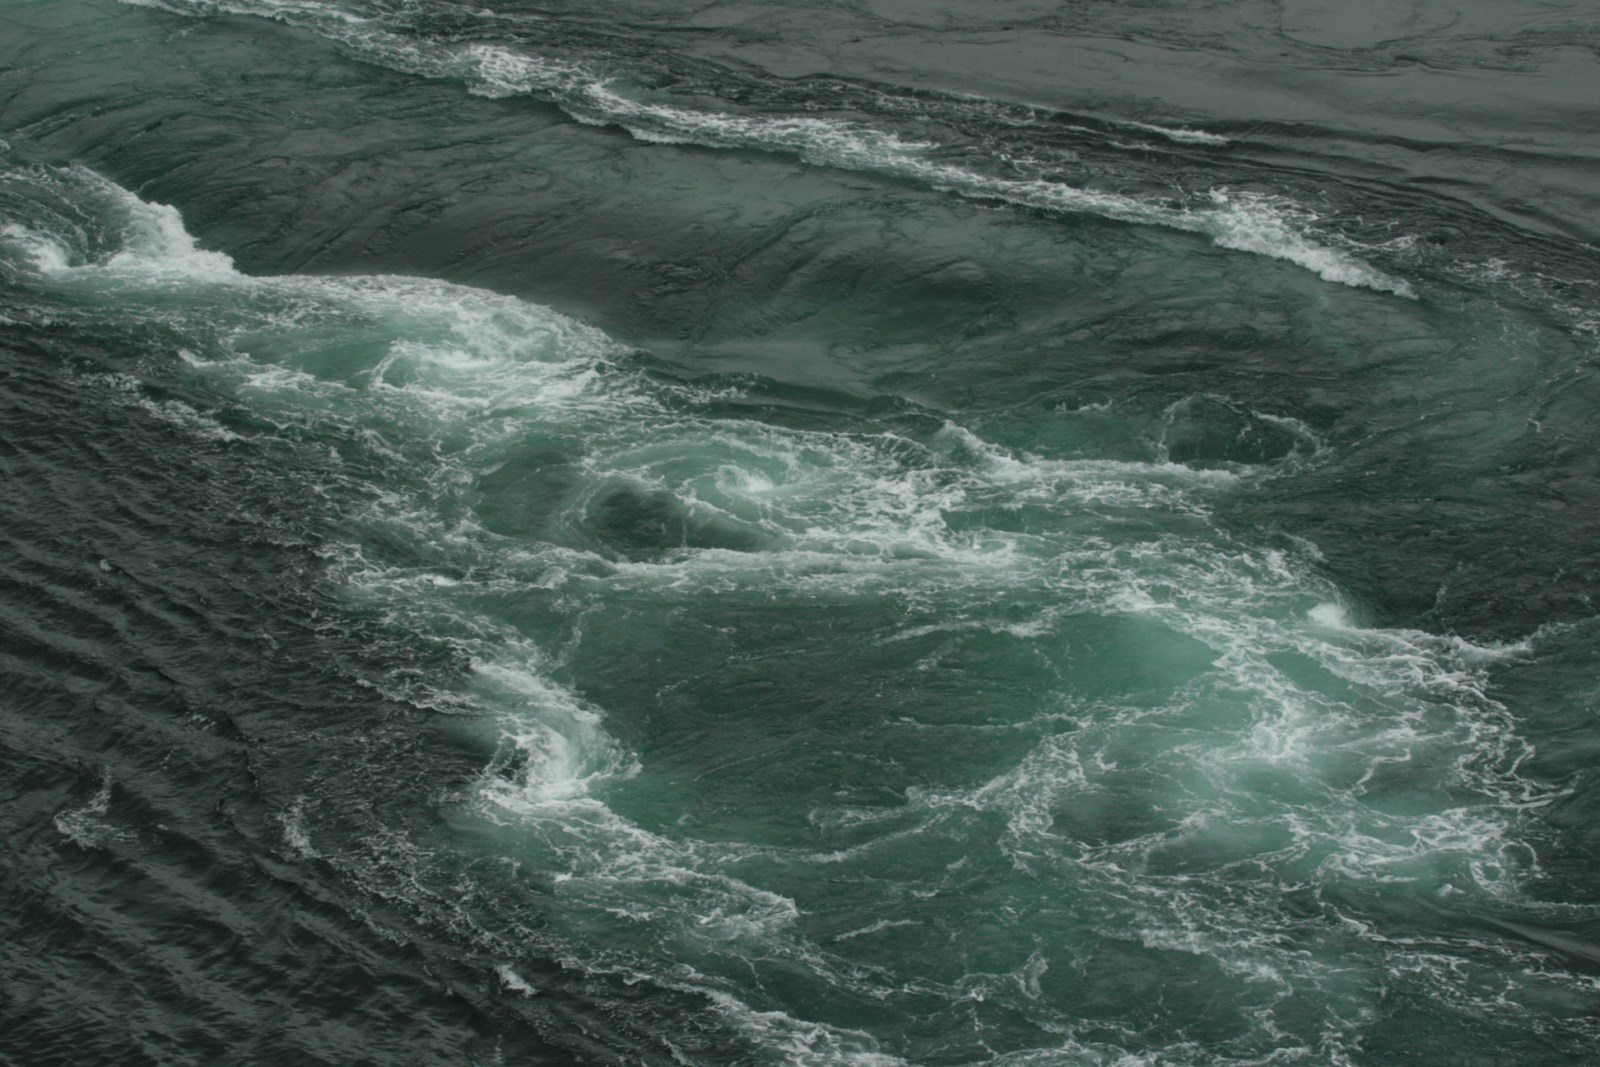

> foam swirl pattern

[{"left": 3, "top": 2, "right": 1600, "bottom": 1065}]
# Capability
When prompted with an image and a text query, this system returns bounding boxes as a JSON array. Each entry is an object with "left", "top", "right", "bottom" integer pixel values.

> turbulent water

[{"left": 3, "top": 1, "right": 1600, "bottom": 1064}]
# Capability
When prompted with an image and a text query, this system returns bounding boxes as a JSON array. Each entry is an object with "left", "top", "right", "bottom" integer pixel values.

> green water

[{"left": 3, "top": 1, "right": 1600, "bottom": 1064}]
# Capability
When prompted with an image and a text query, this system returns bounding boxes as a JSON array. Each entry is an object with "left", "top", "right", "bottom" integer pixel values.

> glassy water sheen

[{"left": 3, "top": 1, "right": 1599, "bottom": 1064}]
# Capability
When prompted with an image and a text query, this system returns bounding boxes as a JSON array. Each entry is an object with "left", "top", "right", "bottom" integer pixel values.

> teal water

[{"left": 3, "top": 2, "right": 1600, "bottom": 1064}]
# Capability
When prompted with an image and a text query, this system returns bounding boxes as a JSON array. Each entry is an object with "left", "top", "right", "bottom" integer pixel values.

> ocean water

[{"left": 2, "top": 1, "right": 1599, "bottom": 1064}]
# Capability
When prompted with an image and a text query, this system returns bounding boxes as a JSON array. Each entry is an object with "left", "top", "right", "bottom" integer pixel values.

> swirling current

[{"left": 3, "top": 1, "right": 1600, "bottom": 1065}]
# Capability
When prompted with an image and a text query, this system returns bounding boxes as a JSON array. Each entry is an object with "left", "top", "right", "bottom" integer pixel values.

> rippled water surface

[{"left": 3, "top": 2, "right": 1600, "bottom": 1064}]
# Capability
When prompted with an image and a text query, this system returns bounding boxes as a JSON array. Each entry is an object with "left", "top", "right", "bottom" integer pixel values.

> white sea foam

[
  {"left": 93, "top": 375, "right": 246, "bottom": 442},
  {"left": 832, "top": 919, "right": 920, "bottom": 942},
  {"left": 495, "top": 964, "right": 539, "bottom": 996},
  {"left": 114, "top": 0, "right": 1413, "bottom": 297},
  {"left": 2, "top": 167, "right": 240, "bottom": 283},
  {"left": 476, "top": 655, "right": 635, "bottom": 806},
  {"left": 279, "top": 795, "right": 320, "bottom": 858},
  {"left": 1117, "top": 120, "right": 1231, "bottom": 146},
  {"left": 569, "top": 82, "right": 1411, "bottom": 294},
  {"left": 16, "top": 152, "right": 1575, "bottom": 1064},
  {"left": 695, "top": 989, "right": 906, "bottom": 1067},
  {"left": 54, "top": 771, "right": 116, "bottom": 848},
  {"left": 1, "top": 221, "right": 74, "bottom": 272}
]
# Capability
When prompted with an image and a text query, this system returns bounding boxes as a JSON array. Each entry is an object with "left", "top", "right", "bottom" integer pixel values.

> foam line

[{"left": 115, "top": 0, "right": 1414, "bottom": 297}]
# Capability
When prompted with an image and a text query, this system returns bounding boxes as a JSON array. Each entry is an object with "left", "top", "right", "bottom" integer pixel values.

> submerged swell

[{"left": 4, "top": 2, "right": 1600, "bottom": 1065}]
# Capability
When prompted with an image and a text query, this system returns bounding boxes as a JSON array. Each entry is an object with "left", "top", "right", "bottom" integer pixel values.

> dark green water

[{"left": 3, "top": 1, "right": 1600, "bottom": 1064}]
